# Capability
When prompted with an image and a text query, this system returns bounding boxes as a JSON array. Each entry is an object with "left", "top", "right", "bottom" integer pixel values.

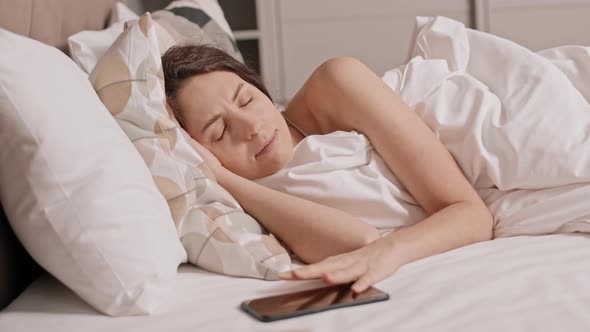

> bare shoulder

[
  {"left": 281, "top": 81, "right": 320, "bottom": 136},
  {"left": 282, "top": 56, "right": 389, "bottom": 135}
]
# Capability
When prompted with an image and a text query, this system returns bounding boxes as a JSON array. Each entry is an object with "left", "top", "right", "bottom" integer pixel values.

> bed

[
  {"left": 1, "top": 1, "right": 590, "bottom": 331},
  {"left": 2, "top": 234, "right": 590, "bottom": 331}
]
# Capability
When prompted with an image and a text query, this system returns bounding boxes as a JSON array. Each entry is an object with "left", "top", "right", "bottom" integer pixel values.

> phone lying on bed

[{"left": 240, "top": 283, "right": 389, "bottom": 322}]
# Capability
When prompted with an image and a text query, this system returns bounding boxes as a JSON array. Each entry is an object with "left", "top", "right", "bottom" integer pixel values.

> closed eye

[
  {"left": 240, "top": 97, "right": 253, "bottom": 108},
  {"left": 216, "top": 123, "right": 227, "bottom": 141}
]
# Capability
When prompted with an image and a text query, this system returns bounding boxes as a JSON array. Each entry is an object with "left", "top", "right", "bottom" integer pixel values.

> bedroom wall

[
  {"left": 121, "top": 0, "right": 590, "bottom": 103},
  {"left": 475, "top": 0, "right": 590, "bottom": 51},
  {"left": 258, "top": 0, "right": 472, "bottom": 103},
  {"left": 258, "top": 0, "right": 590, "bottom": 103}
]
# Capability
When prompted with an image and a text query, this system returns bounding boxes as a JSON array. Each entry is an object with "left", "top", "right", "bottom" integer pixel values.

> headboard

[{"left": 0, "top": 0, "right": 118, "bottom": 310}]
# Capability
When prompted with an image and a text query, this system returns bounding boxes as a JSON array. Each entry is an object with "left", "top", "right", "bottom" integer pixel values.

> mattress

[{"left": 1, "top": 233, "right": 589, "bottom": 331}]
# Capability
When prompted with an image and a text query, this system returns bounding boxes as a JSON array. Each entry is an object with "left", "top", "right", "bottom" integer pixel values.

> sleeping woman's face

[{"left": 174, "top": 71, "right": 294, "bottom": 179}]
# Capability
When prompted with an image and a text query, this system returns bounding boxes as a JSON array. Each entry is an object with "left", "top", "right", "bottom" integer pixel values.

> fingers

[
  {"left": 323, "top": 262, "right": 366, "bottom": 284},
  {"left": 281, "top": 262, "right": 385, "bottom": 295},
  {"left": 280, "top": 255, "right": 351, "bottom": 280},
  {"left": 280, "top": 257, "right": 366, "bottom": 286},
  {"left": 351, "top": 270, "right": 383, "bottom": 294},
  {"left": 280, "top": 239, "right": 398, "bottom": 292},
  {"left": 292, "top": 258, "right": 345, "bottom": 279}
]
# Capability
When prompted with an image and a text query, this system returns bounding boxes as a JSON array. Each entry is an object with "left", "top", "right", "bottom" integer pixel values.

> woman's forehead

[
  {"left": 179, "top": 72, "right": 246, "bottom": 123},
  {"left": 190, "top": 71, "right": 242, "bottom": 91},
  {"left": 180, "top": 72, "right": 240, "bottom": 106}
]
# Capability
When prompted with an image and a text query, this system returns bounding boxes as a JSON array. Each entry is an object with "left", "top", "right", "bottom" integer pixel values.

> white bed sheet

[{"left": 1, "top": 233, "right": 590, "bottom": 332}]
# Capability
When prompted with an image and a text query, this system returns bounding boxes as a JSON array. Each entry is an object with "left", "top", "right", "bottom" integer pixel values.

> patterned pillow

[
  {"left": 151, "top": 0, "right": 243, "bottom": 62},
  {"left": 89, "top": 13, "right": 290, "bottom": 280}
]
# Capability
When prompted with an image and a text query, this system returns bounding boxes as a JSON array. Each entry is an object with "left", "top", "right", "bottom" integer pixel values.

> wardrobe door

[{"left": 259, "top": 0, "right": 472, "bottom": 103}]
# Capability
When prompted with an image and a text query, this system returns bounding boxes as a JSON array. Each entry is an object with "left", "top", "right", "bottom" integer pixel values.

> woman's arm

[
  {"left": 280, "top": 57, "right": 493, "bottom": 290},
  {"left": 283, "top": 200, "right": 490, "bottom": 292},
  {"left": 190, "top": 141, "right": 380, "bottom": 263},
  {"left": 216, "top": 168, "right": 380, "bottom": 264}
]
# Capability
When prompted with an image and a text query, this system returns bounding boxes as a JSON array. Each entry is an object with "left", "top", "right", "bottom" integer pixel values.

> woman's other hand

[{"left": 280, "top": 236, "right": 403, "bottom": 293}]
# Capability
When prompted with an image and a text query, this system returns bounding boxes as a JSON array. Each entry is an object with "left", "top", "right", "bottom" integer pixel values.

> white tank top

[{"left": 254, "top": 115, "right": 428, "bottom": 233}]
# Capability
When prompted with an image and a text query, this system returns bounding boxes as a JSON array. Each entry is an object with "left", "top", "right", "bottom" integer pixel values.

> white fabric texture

[
  {"left": 385, "top": 16, "right": 590, "bottom": 237},
  {"left": 68, "top": 2, "right": 140, "bottom": 74},
  {"left": 1, "top": 233, "right": 589, "bottom": 331},
  {"left": 255, "top": 131, "right": 428, "bottom": 234},
  {"left": 0, "top": 28, "right": 186, "bottom": 316},
  {"left": 258, "top": 16, "right": 590, "bottom": 238}
]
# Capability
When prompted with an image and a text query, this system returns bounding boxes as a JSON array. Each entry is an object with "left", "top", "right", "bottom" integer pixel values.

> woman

[{"left": 162, "top": 45, "right": 493, "bottom": 294}]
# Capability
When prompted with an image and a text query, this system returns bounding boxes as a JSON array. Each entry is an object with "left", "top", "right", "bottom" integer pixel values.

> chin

[
  {"left": 252, "top": 149, "right": 291, "bottom": 179},
  {"left": 256, "top": 160, "right": 285, "bottom": 179}
]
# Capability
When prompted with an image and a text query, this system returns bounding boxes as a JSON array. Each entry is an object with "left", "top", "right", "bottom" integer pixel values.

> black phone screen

[{"left": 241, "top": 283, "right": 389, "bottom": 322}]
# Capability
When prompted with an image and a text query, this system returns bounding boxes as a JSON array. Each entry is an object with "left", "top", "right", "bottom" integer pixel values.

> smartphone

[{"left": 241, "top": 283, "right": 389, "bottom": 322}]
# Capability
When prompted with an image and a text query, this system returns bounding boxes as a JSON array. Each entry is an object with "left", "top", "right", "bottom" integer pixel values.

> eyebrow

[{"left": 201, "top": 83, "right": 244, "bottom": 134}]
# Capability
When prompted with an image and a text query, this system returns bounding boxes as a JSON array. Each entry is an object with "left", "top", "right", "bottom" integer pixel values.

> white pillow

[
  {"left": 68, "top": 2, "right": 140, "bottom": 74},
  {"left": 0, "top": 28, "right": 187, "bottom": 316},
  {"left": 68, "top": 22, "right": 128, "bottom": 73}
]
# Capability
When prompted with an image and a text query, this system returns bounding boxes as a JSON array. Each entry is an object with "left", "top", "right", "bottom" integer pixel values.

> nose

[{"left": 233, "top": 110, "right": 261, "bottom": 140}]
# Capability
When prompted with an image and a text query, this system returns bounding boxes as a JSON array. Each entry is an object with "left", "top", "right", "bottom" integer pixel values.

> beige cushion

[
  {"left": 0, "top": 0, "right": 117, "bottom": 52},
  {"left": 89, "top": 13, "right": 290, "bottom": 280}
]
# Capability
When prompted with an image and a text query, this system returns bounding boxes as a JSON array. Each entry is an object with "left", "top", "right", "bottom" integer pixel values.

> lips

[{"left": 255, "top": 130, "right": 278, "bottom": 158}]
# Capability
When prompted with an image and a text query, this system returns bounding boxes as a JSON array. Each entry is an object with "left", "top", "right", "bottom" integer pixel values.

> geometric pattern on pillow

[
  {"left": 151, "top": 0, "right": 243, "bottom": 62},
  {"left": 89, "top": 13, "right": 290, "bottom": 280}
]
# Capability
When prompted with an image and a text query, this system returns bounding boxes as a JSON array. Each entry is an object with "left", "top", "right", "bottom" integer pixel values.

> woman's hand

[
  {"left": 279, "top": 236, "right": 403, "bottom": 293},
  {"left": 166, "top": 101, "right": 226, "bottom": 178},
  {"left": 188, "top": 138, "right": 225, "bottom": 178}
]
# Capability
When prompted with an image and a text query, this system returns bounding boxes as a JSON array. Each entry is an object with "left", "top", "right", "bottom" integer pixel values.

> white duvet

[{"left": 381, "top": 16, "right": 590, "bottom": 237}]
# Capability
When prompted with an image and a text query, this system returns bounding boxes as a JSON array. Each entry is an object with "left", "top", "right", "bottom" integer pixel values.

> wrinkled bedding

[
  {"left": 2, "top": 233, "right": 590, "bottom": 332},
  {"left": 382, "top": 16, "right": 590, "bottom": 237}
]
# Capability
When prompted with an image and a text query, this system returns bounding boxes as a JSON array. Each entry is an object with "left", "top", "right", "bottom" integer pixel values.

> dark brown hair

[{"left": 162, "top": 44, "right": 272, "bottom": 127}]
